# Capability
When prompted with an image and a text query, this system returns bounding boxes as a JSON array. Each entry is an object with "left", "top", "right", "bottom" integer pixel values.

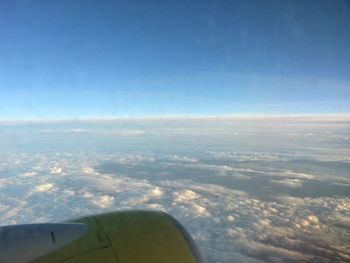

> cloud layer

[{"left": 0, "top": 118, "right": 349, "bottom": 262}]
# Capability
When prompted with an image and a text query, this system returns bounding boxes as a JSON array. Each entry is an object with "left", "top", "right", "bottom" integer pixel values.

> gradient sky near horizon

[{"left": 0, "top": 0, "right": 350, "bottom": 119}]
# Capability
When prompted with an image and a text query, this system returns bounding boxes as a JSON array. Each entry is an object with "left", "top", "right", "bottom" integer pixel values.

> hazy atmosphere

[{"left": 1, "top": 0, "right": 350, "bottom": 118}]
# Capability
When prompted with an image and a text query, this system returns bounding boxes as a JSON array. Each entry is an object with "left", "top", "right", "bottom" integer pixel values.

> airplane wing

[{"left": 0, "top": 210, "right": 204, "bottom": 263}]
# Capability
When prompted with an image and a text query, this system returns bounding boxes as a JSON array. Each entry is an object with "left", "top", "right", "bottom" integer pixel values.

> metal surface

[
  {"left": 1, "top": 210, "right": 203, "bottom": 263},
  {"left": 0, "top": 223, "right": 88, "bottom": 263}
]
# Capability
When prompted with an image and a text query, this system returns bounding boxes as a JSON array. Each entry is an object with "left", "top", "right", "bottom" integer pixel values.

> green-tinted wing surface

[{"left": 30, "top": 210, "right": 203, "bottom": 263}]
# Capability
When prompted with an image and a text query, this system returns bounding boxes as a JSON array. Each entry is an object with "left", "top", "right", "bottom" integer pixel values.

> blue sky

[{"left": 0, "top": 0, "right": 349, "bottom": 119}]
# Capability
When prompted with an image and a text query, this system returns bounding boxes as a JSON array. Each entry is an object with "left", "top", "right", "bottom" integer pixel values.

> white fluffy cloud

[
  {"left": 49, "top": 167, "right": 63, "bottom": 174},
  {"left": 271, "top": 179, "right": 303, "bottom": 188},
  {"left": 33, "top": 183, "right": 56, "bottom": 193},
  {"left": 173, "top": 189, "right": 199, "bottom": 203}
]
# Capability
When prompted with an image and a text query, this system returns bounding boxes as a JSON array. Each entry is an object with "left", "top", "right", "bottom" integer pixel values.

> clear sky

[{"left": 0, "top": 0, "right": 349, "bottom": 119}]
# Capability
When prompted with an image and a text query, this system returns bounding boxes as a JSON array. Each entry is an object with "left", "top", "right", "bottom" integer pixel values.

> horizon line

[{"left": 1, "top": 113, "right": 350, "bottom": 123}]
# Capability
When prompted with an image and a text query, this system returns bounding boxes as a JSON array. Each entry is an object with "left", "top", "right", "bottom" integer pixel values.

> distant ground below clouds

[{"left": 0, "top": 116, "right": 349, "bottom": 262}]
